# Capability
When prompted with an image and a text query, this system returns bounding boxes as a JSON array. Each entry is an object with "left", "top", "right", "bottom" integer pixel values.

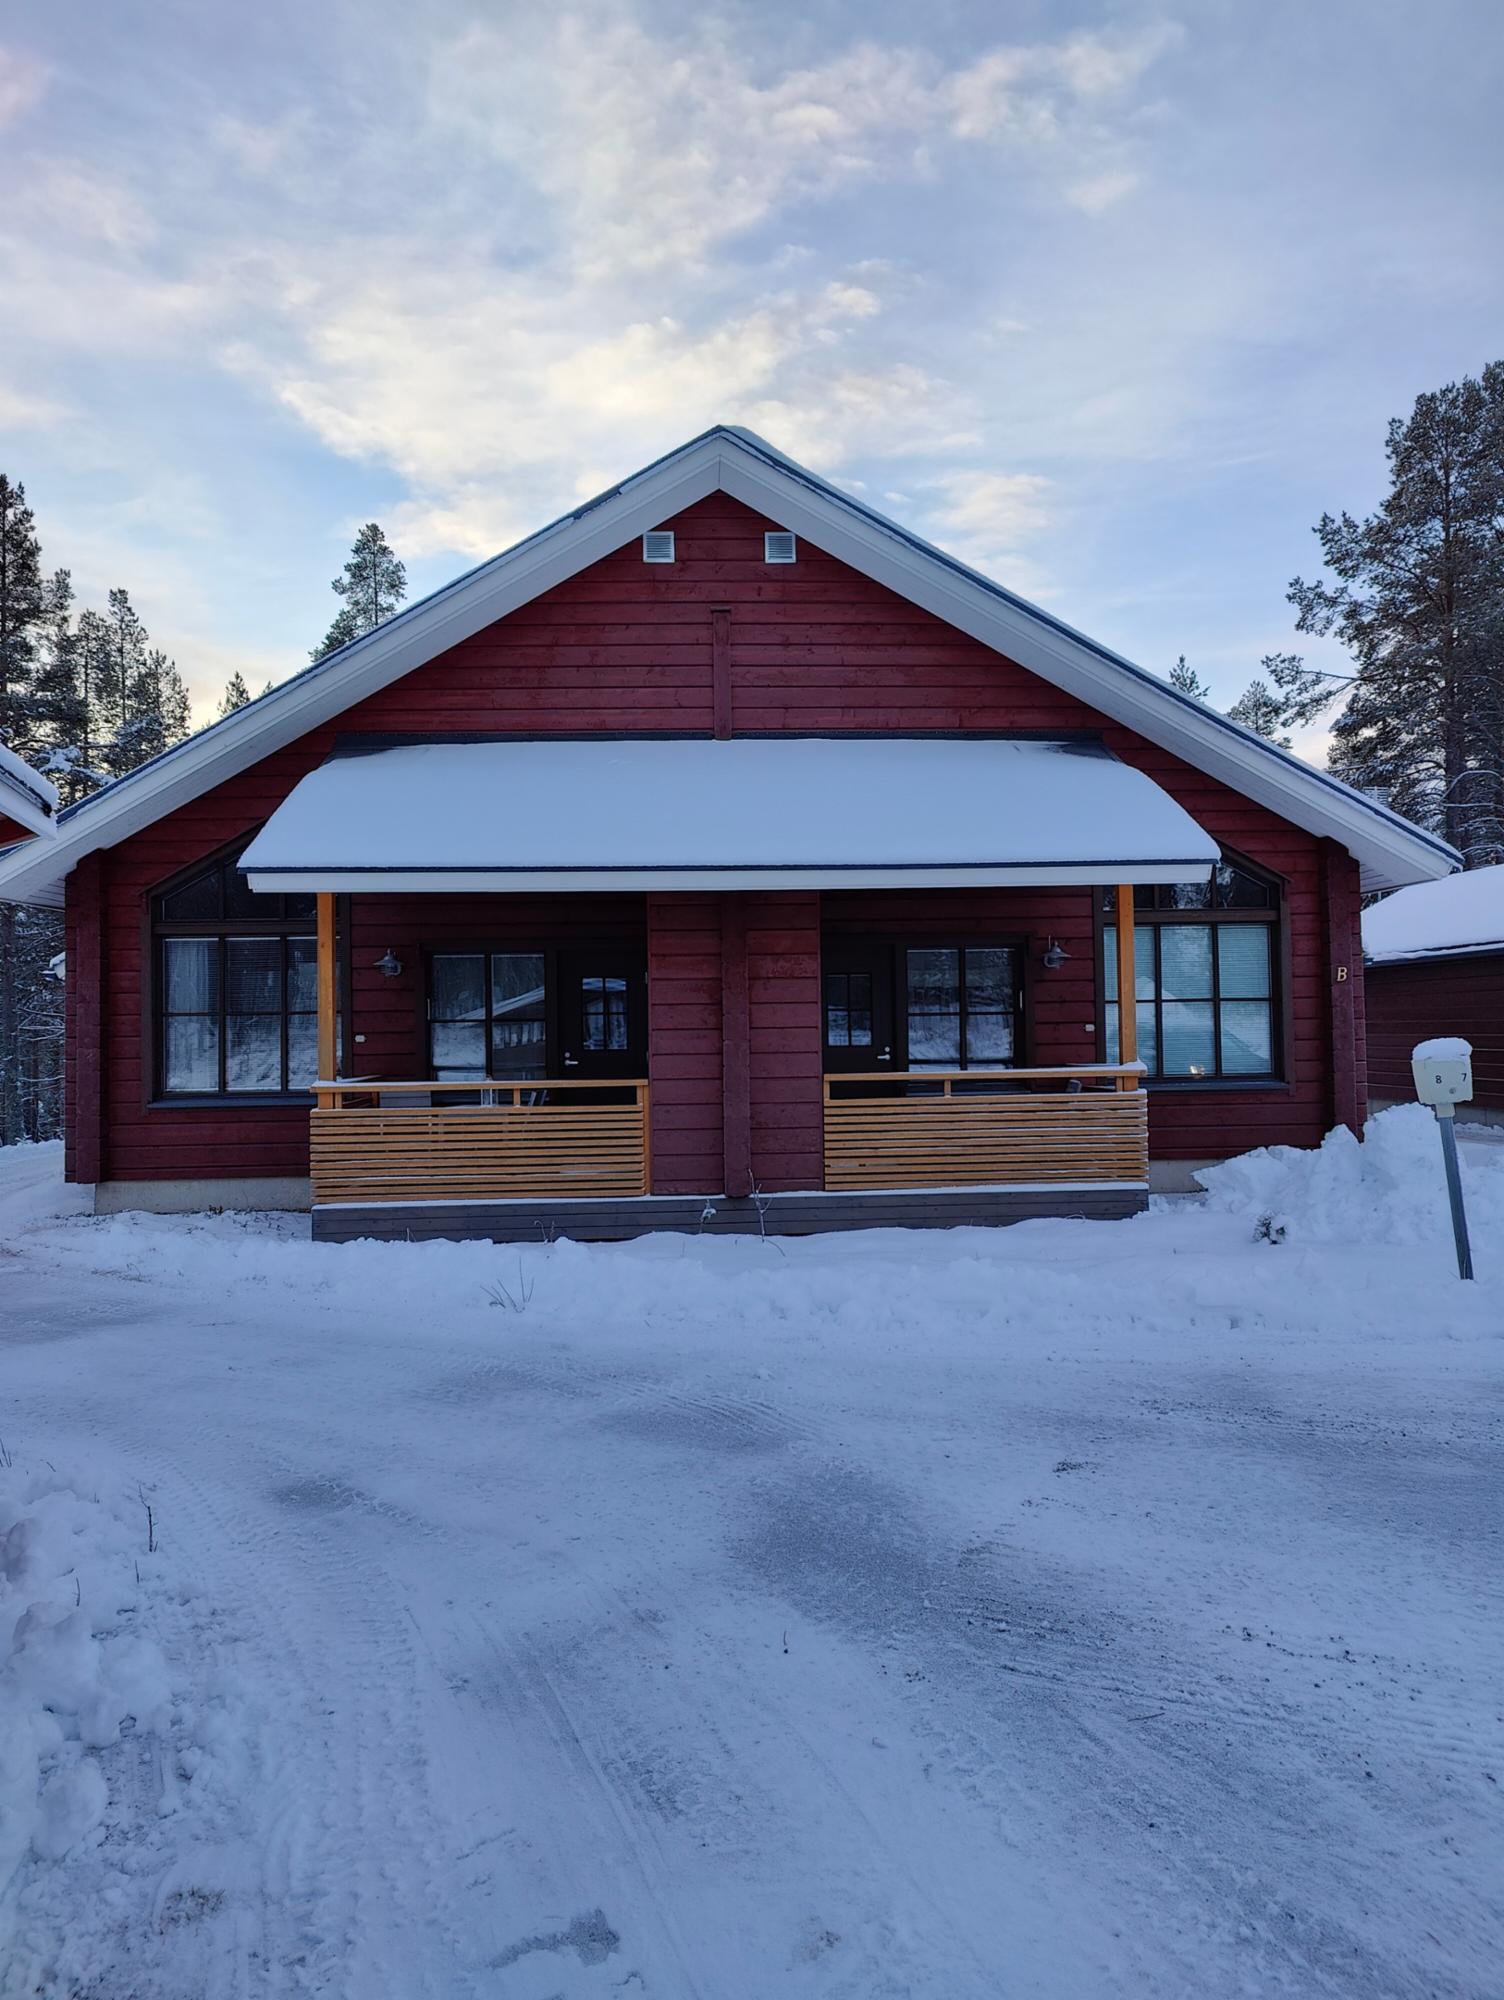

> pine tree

[
  {"left": 0, "top": 479, "right": 55, "bottom": 1147},
  {"left": 29, "top": 571, "right": 98, "bottom": 807},
  {"left": 119, "top": 647, "right": 191, "bottom": 768},
  {"left": 0, "top": 475, "right": 45, "bottom": 755},
  {"left": 1227, "top": 678, "right": 1293, "bottom": 747},
  {"left": 73, "top": 607, "right": 112, "bottom": 781},
  {"left": 1168, "top": 655, "right": 1211, "bottom": 699},
  {"left": 219, "top": 670, "right": 251, "bottom": 717},
  {"left": 1288, "top": 364, "right": 1504, "bottom": 865},
  {"left": 313, "top": 523, "right": 406, "bottom": 661},
  {"left": 100, "top": 587, "right": 149, "bottom": 772}
]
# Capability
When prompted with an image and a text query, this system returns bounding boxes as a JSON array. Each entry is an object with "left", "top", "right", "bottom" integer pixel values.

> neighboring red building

[
  {"left": 0, "top": 429, "right": 1457, "bottom": 1239},
  {"left": 1363, "top": 864, "right": 1504, "bottom": 1126}
]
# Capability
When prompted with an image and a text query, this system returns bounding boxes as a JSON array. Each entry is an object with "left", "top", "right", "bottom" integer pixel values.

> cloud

[
  {"left": 0, "top": 383, "right": 72, "bottom": 430},
  {"left": 0, "top": 2, "right": 1182, "bottom": 637},
  {"left": 924, "top": 469, "right": 1056, "bottom": 596},
  {"left": 427, "top": 14, "right": 1176, "bottom": 277},
  {"left": 1065, "top": 169, "right": 1141, "bottom": 215},
  {"left": 16, "top": 163, "right": 156, "bottom": 249},
  {"left": 0, "top": 44, "right": 46, "bottom": 129}
]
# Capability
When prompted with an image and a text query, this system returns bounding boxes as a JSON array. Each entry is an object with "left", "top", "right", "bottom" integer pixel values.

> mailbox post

[{"left": 1410, "top": 1038, "right": 1475, "bottom": 1280}]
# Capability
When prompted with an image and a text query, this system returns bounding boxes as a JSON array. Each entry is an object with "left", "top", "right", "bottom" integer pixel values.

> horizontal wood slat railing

[
  {"left": 823, "top": 1065, "right": 1149, "bottom": 1191},
  {"left": 309, "top": 1078, "right": 651, "bottom": 1206}
]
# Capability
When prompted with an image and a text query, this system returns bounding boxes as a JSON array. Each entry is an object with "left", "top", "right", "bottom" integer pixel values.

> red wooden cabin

[
  {"left": 0, "top": 429, "right": 1457, "bottom": 1239},
  {"left": 1363, "top": 864, "right": 1504, "bottom": 1126}
]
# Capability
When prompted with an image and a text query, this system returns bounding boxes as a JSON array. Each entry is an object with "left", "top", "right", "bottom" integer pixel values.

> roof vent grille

[
  {"left": 642, "top": 530, "right": 675, "bottom": 563},
  {"left": 764, "top": 531, "right": 797, "bottom": 564}
]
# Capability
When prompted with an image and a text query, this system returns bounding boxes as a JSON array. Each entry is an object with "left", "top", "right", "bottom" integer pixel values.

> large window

[
  {"left": 905, "top": 945, "right": 1019, "bottom": 1069},
  {"left": 153, "top": 842, "right": 323, "bottom": 1096},
  {"left": 428, "top": 952, "right": 547, "bottom": 1083},
  {"left": 1102, "top": 859, "right": 1280, "bottom": 1080}
]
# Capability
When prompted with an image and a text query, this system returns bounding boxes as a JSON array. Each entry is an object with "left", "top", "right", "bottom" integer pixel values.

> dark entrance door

[
  {"left": 558, "top": 949, "right": 647, "bottom": 1082},
  {"left": 821, "top": 943, "right": 895, "bottom": 1075}
]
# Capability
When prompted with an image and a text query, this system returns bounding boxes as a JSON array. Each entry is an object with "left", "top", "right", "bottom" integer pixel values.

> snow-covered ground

[{"left": 0, "top": 1113, "right": 1500, "bottom": 1999}]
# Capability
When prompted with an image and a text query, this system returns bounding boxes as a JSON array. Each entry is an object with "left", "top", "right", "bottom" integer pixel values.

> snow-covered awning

[
  {"left": 241, "top": 737, "right": 1220, "bottom": 894},
  {"left": 0, "top": 742, "right": 59, "bottom": 841}
]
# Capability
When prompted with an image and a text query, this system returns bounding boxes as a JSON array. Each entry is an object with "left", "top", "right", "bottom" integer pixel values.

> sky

[{"left": 3, "top": 0, "right": 1502, "bottom": 757}]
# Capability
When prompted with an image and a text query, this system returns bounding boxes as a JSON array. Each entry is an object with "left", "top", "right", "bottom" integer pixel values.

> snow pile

[
  {"left": 1196, "top": 1102, "right": 1504, "bottom": 1250},
  {"left": 1363, "top": 862, "right": 1504, "bottom": 961},
  {"left": 0, "top": 1462, "right": 173, "bottom": 1933}
]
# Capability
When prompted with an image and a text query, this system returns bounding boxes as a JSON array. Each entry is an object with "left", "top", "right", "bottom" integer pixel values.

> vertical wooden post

[
  {"left": 1320, "top": 839, "right": 1361, "bottom": 1135},
  {"left": 316, "top": 891, "right": 338, "bottom": 1084},
  {"left": 720, "top": 894, "right": 753, "bottom": 1197},
  {"left": 70, "top": 852, "right": 107, "bottom": 1184},
  {"left": 711, "top": 607, "right": 733, "bottom": 740},
  {"left": 1114, "top": 883, "right": 1138, "bottom": 1083}
]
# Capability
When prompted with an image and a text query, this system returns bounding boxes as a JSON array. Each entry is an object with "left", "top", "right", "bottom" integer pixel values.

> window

[
  {"left": 429, "top": 952, "right": 547, "bottom": 1082},
  {"left": 764, "top": 531, "right": 797, "bottom": 563},
  {"left": 642, "top": 530, "right": 675, "bottom": 563},
  {"left": 1101, "top": 858, "right": 1280, "bottom": 1080},
  {"left": 152, "top": 842, "right": 323, "bottom": 1096},
  {"left": 905, "top": 945, "right": 1019, "bottom": 1070}
]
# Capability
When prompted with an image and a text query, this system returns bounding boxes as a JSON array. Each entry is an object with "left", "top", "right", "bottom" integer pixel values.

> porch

[
  {"left": 306, "top": 1061, "right": 1149, "bottom": 1239},
  {"left": 235, "top": 735, "right": 1212, "bottom": 1239}
]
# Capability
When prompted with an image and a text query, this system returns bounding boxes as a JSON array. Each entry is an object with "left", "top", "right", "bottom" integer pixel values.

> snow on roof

[
  {"left": 0, "top": 742, "right": 59, "bottom": 839},
  {"left": 241, "top": 737, "right": 1221, "bottom": 893},
  {"left": 1362, "top": 864, "right": 1504, "bottom": 964}
]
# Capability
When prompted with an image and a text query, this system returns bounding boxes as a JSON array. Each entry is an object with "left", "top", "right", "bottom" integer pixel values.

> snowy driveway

[{"left": 0, "top": 1120, "right": 1500, "bottom": 1998}]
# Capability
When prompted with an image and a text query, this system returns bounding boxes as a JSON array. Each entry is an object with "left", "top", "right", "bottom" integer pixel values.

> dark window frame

[
  {"left": 148, "top": 835, "right": 333, "bottom": 1104},
  {"left": 902, "top": 939, "right": 1026, "bottom": 1072},
  {"left": 1096, "top": 853, "right": 1288, "bottom": 1086},
  {"left": 819, "top": 933, "right": 1032, "bottom": 1073},
  {"left": 424, "top": 943, "right": 554, "bottom": 1082},
  {"left": 419, "top": 937, "right": 649, "bottom": 1082}
]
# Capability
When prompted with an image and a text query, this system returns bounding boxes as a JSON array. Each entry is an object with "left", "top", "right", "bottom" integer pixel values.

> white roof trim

[
  {"left": 0, "top": 425, "right": 1458, "bottom": 908},
  {"left": 0, "top": 743, "right": 59, "bottom": 841},
  {"left": 241, "top": 737, "right": 1220, "bottom": 895}
]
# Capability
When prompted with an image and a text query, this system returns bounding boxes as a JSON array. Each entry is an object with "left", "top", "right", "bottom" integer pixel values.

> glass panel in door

[{"left": 428, "top": 953, "right": 488, "bottom": 1081}]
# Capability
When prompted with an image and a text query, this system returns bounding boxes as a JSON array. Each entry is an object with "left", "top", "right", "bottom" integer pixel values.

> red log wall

[
  {"left": 68, "top": 491, "right": 1364, "bottom": 1185},
  {"left": 1365, "top": 954, "right": 1504, "bottom": 1112}
]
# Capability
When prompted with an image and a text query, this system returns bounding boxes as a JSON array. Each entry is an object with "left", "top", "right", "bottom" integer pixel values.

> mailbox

[{"left": 1410, "top": 1038, "right": 1473, "bottom": 1114}]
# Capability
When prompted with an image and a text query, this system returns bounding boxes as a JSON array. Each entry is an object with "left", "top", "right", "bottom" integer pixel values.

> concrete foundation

[{"left": 93, "top": 1177, "right": 313, "bottom": 1215}]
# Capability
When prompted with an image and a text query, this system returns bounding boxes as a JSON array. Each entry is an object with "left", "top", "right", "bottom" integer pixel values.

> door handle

[
  {"left": 562, "top": 1053, "right": 579, "bottom": 1067},
  {"left": 878, "top": 1047, "right": 892, "bottom": 1062}
]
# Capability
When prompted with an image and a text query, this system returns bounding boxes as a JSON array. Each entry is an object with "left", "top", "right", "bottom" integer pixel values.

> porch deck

[{"left": 309, "top": 1065, "right": 1148, "bottom": 1241}]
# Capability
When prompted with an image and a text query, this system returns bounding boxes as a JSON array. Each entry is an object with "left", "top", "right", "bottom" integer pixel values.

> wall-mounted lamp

[
  {"left": 375, "top": 948, "right": 403, "bottom": 978},
  {"left": 1041, "top": 939, "right": 1070, "bottom": 972}
]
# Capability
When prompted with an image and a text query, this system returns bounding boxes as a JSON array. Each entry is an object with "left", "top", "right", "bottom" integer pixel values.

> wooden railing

[
  {"left": 309, "top": 1078, "right": 651, "bottom": 1206},
  {"left": 823, "top": 1065, "right": 1148, "bottom": 1191}
]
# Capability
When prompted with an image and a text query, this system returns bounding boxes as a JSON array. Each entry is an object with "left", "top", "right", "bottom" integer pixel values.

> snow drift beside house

[
  {"left": 1363, "top": 861, "right": 1504, "bottom": 962},
  {"left": 1196, "top": 1101, "right": 1504, "bottom": 1245}
]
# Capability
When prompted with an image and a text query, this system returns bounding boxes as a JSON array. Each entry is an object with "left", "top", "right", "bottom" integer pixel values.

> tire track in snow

[
  {"left": 29, "top": 1364, "right": 489, "bottom": 2000},
  {"left": 733, "top": 1443, "right": 1501, "bottom": 1999}
]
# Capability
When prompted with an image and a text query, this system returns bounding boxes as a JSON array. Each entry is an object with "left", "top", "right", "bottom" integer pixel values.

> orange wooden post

[
  {"left": 1115, "top": 884, "right": 1138, "bottom": 1084},
  {"left": 316, "top": 891, "right": 338, "bottom": 1084}
]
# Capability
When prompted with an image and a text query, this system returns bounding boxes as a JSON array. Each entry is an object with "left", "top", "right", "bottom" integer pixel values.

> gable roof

[{"left": 0, "top": 425, "right": 1459, "bottom": 907}]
